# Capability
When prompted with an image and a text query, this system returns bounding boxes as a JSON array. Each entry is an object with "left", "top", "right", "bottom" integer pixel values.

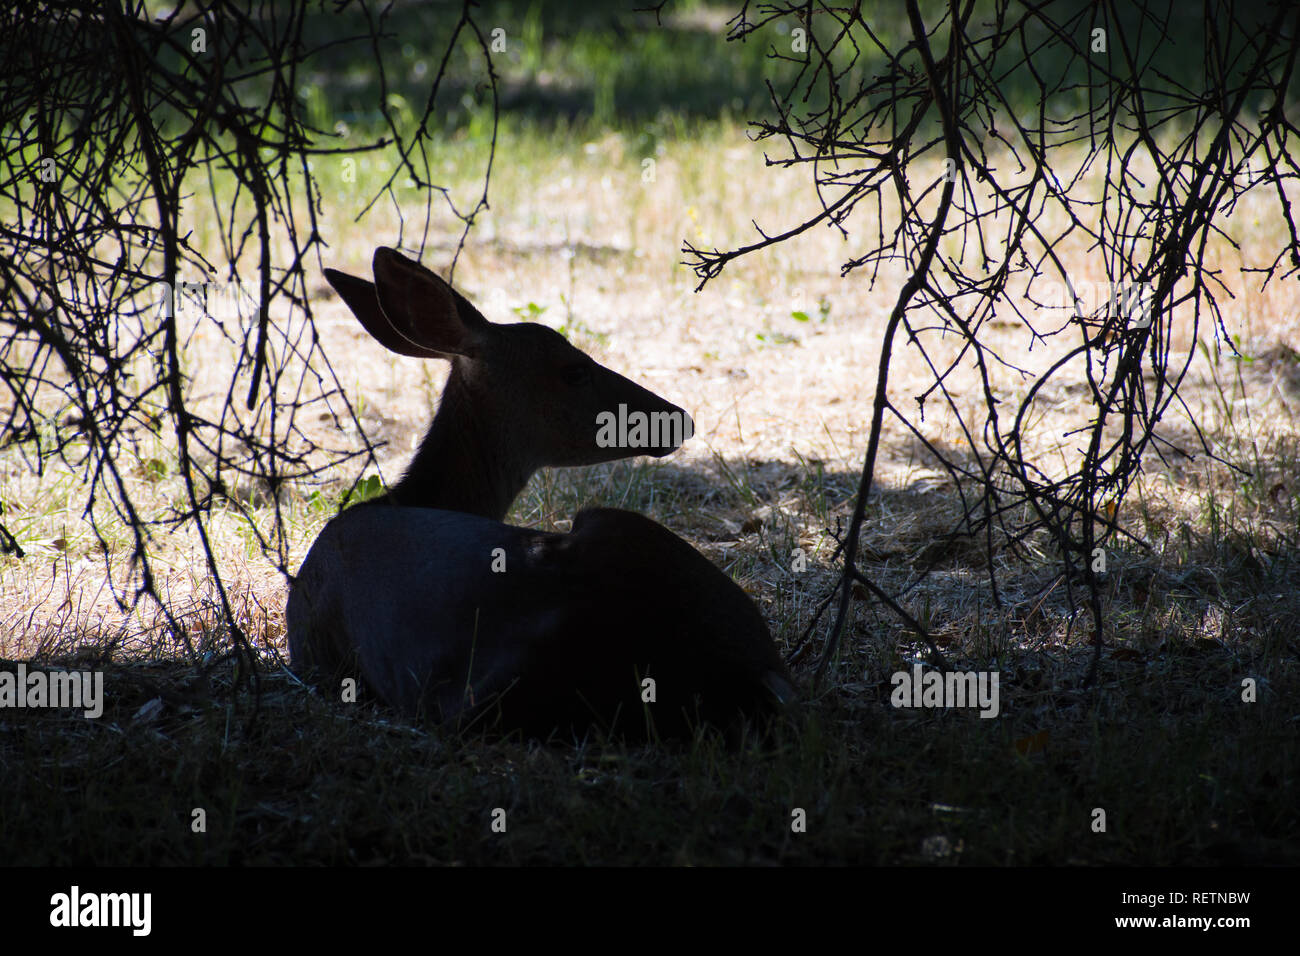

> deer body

[
  {"left": 293, "top": 506, "right": 791, "bottom": 738},
  {"left": 287, "top": 247, "right": 793, "bottom": 739}
]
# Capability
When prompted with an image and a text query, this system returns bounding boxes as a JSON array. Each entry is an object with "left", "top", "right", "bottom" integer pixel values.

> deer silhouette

[{"left": 287, "top": 247, "right": 794, "bottom": 740}]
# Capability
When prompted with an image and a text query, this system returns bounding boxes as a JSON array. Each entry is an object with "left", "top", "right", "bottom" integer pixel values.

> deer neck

[{"left": 383, "top": 372, "right": 532, "bottom": 520}]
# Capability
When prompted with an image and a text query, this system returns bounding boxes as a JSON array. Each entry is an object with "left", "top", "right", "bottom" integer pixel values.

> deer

[{"left": 287, "top": 247, "right": 795, "bottom": 741}]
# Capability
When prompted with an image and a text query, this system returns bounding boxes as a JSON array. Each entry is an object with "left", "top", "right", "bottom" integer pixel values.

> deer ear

[
  {"left": 371, "top": 247, "right": 490, "bottom": 358},
  {"left": 324, "top": 268, "right": 443, "bottom": 359}
]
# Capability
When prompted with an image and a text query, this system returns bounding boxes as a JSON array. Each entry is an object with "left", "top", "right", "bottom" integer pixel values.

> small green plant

[
  {"left": 512, "top": 301, "right": 548, "bottom": 321},
  {"left": 348, "top": 474, "right": 386, "bottom": 504},
  {"left": 306, "top": 474, "right": 386, "bottom": 515},
  {"left": 792, "top": 450, "right": 829, "bottom": 522},
  {"left": 792, "top": 297, "right": 833, "bottom": 323},
  {"left": 140, "top": 458, "right": 168, "bottom": 482}
]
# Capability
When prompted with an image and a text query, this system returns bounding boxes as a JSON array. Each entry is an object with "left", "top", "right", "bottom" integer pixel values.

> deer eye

[{"left": 561, "top": 364, "right": 592, "bottom": 387}]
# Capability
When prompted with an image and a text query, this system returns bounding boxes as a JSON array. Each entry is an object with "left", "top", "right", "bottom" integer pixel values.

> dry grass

[{"left": 2, "top": 123, "right": 1298, "bottom": 865}]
